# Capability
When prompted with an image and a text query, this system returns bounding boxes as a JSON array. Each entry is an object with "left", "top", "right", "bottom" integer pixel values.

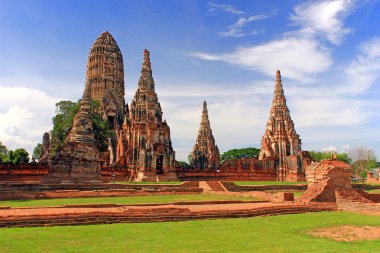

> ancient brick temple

[
  {"left": 86, "top": 31, "right": 125, "bottom": 130},
  {"left": 116, "top": 49, "right": 176, "bottom": 181},
  {"left": 191, "top": 101, "right": 220, "bottom": 170},
  {"left": 259, "top": 70, "right": 309, "bottom": 181},
  {"left": 43, "top": 80, "right": 101, "bottom": 183}
]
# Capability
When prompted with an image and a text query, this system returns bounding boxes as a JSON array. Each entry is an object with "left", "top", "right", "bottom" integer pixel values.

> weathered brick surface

[
  {"left": 297, "top": 160, "right": 379, "bottom": 204},
  {"left": 0, "top": 202, "right": 336, "bottom": 228}
]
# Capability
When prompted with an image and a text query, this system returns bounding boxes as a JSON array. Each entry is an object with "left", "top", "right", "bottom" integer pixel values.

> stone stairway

[{"left": 206, "top": 181, "right": 226, "bottom": 192}]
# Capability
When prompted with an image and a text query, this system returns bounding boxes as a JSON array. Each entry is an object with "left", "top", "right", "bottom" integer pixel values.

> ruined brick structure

[
  {"left": 38, "top": 132, "right": 50, "bottom": 163},
  {"left": 116, "top": 49, "right": 176, "bottom": 181},
  {"left": 191, "top": 101, "right": 220, "bottom": 171},
  {"left": 43, "top": 80, "right": 101, "bottom": 184},
  {"left": 87, "top": 31, "right": 125, "bottom": 130},
  {"left": 297, "top": 158, "right": 378, "bottom": 204},
  {"left": 259, "top": 70, "right": 309, "bottom": 181}
]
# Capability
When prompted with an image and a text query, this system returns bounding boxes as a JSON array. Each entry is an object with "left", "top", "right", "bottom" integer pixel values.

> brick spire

[
  {"left": 259, "top": 70, "right": 302, "bottom": 180},
  {"left": 116, "top": 49, "right": 176, "bottom": 180},
  {"left": 138, "top": 49, "right": 155, "bottom": 91},
  {"left": 191, "top": 101, "right": 220, "bottom": 170}
]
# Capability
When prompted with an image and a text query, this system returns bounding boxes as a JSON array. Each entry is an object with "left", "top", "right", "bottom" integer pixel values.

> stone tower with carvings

[
  {"left": 191, "top": 101, "right": 220, "bottom": 170},
  {"left": 86, "top": 31, "right": 125, "bottom": 130},
  {"left": 259, "top": 70, "right": 302, "bottom": 181},
  {"left": 116, "top": 49, "right": 176, "bottom": 181}
]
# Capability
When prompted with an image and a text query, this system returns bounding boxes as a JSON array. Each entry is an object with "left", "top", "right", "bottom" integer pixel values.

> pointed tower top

[
  {"left": 142, "top": 49, "right": 152, "bottom": 70},
  {"left": 273, "top": 69, "right": 285, "bottom": 102},
  {"left": 202, "top": 100, "right": 207, "bottom": 111},
  {"left": 201, "top": 100, "right": 210, "bottom": 125},
  {"left": 144, "top": 49, "right": 150, "bottom": 62}
]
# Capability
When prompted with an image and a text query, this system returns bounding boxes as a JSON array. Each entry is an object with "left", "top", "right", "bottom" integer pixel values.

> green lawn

[
  {"left": 366, "top": 189, "right": 380, "bottom": 194},
  {"left": 0, "top": 212, "right": 379, "bottom": 252},
  {"left": 294, "top": 191, "right": 305, "bottom": 197},
  {"left": 234, "top": 181, "right": 306, "bottom": 186},
  {"left": 0, "top": 194, "right": 261, "bottom": 208}
]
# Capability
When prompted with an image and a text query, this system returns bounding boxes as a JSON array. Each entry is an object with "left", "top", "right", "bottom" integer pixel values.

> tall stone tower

[
  {"left": 259, "top": 70, "right": 302, "bottom": 181},
  {"left": 116, "top": 49, "right": 176, "bottom": 181},
  {"left": 191, "top": 101, "right": 220, "bottom": 170},
  {"left": 86, "top": 31, "right": 125, "bottom": 130}
]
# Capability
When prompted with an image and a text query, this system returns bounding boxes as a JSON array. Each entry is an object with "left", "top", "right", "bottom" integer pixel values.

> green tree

[
  {"left": 2, "top": 149, "right": 29, "bottom": 164},
  {"left": 49, "top": 100, "right": 114, "bottom": 153},
  {"left": 0, "top": 141, "right": 7, "bottom": 161},
  {"left": 91, "top": 101, "right": 115, "bottom": 152},
  {"left": 50, "top": 100, "right": 80, "bottom": 151},
  {"left": 220, "top": 147, "right": 261, "bottom": 163},
  {"left": 33, "top": 143, "right": 42, "bottom": 159},
  {"left": 349, "top": 147, "right": 377, "bottom": 179},
  {"left": 177, "top": 161, "right": 191, "bottom": 169},
  {"left": 309, "top": 150, "right": 351, "bottom": 164},
  {"left": 188, "top": 153, "right": 193, "bottom": 166}
]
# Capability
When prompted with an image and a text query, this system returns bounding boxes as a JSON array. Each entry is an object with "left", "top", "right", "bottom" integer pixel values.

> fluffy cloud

[
  {"left": 343, "top": 37, "right": 380, "bottom": 94},
  {"left": 0, "top": 86, "right": 61, "bottom": 155},
  {"left": 290, "top": 0, "right": 355, "bottom": 45},
  {"left": 190, "top": 37, "right": 332, "bottom": 83}
]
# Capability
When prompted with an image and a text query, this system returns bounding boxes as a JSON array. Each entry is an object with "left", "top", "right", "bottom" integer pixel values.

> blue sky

[{"left": 0, "top": 0, "right": 379, "bottom": 161}]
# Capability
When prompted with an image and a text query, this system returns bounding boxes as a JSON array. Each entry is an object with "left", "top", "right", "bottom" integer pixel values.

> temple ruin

[
  {"left": 31, "top": 32, "right": 312, "bottom": 183},
  {"left": 259, "top": 70, "right": 309, "bottom": 181},
  {"left": 191, "top": 101, "right": 220, "bottom": 171},
  {"left": 43, "top": 80, "right": 101, "bottom": 184},
  {"left": 116, "top": 49, "right": 176, "bottom": 181}
]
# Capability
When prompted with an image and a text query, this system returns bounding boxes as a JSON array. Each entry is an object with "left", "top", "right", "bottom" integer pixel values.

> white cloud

[
  {"left": 0, "top": 86, "right": 62, "bottom": 156},
  {"left": 343, "top": 37, "right": 380, "bottom": 94},
  {"left": 291, "top": 96, "right": 377, "bottom": 128},
  {"left": 322, "top": 145, "right": 338, "bottom": 152},
  {"left": 219, "top": 10, "right": 277, "bottom": 37},
  {"left": 207, "top": 2, "right": 243, "bottom": 15},
  {"left": 290, "top": 0, "right": 355, "bottom": 45},
  {"left": 190, "top": 37, "right": 332, "bottom": 83}
]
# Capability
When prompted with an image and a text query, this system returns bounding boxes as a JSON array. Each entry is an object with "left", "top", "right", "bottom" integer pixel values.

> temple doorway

[
  {"left": 156, "top": 155, "right": 163, "bottom": 174},
  {"left": 108, "top": 116, "right": 115, "bottom": 129}
]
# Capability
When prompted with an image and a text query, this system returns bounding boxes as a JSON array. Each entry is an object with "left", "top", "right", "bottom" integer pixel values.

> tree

[
  {"left": 0, "top": 141, "right": 7, "bottom": 161},
  {"left": 188, "top": 153, "right": 194, "bottom": 167},
  {"left": 177, "top": 161, "right": 191, "bottom": 169},
  {"left": 220, "top": 147, "right": 261, "bottom": 163},
  {"left": 309, "top": 150, "right": 351, "bottom": 164},
  {"left": 349, "top": 146, "right": 377, "bottom": 179},
  {"left": 49, "top": 100, "right": 114, "bottom": 153},
  {"left": 2, "top": 149, "right": 30, "bottom": 164},
  {"left": 33, "top": 143, "right": 42, "bottom": 159},
  {"left": 50, "top": 100, "right": 80, "bottom": 151},
  {"left": 91, "top": 101, "right": 115, "bottom": 152}
]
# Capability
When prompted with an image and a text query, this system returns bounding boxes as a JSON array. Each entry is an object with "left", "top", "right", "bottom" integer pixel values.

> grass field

[
  {"left": 0, "top": 194, "right": 261, "bottom": 208},
  {"left": 366, "top": 189, "right": 380, "bottom": 194},
  {"left": 293, "top": 191, "right": 304, "bottom": 197},
  {"left": 0, "top": 212, "right": 379, "bottom": 252},
  {"left": 234, "top": 181, "right": 306, "bottom": 186}
]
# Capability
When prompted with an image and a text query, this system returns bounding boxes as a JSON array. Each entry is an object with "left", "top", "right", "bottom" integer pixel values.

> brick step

[
  {"left": 0, "top": 204, "right": 337, "bottom": 228},
  {"left": 206, "top": 181, "right": 226, "bottom": 191}
]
